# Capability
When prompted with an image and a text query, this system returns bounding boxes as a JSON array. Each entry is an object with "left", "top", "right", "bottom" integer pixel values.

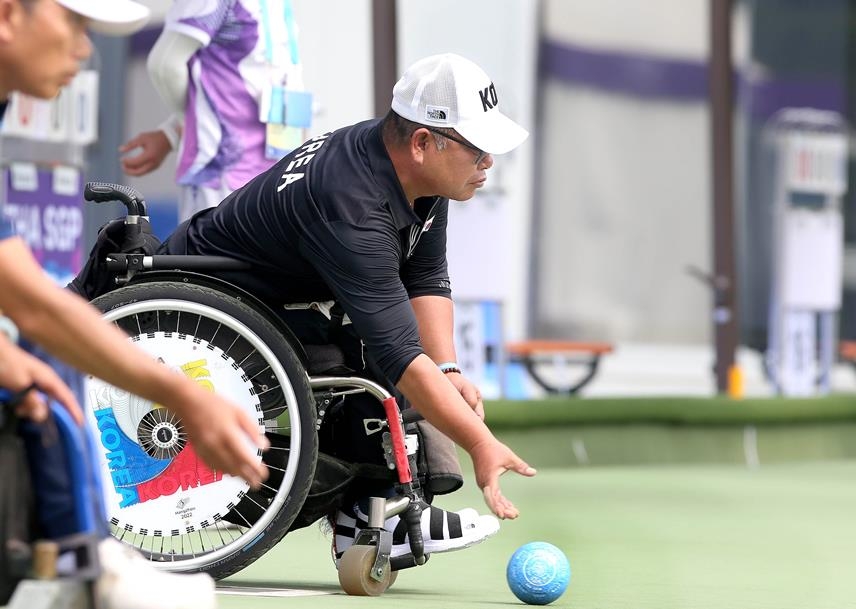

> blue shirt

[{"left": 0, "top": 217, "right": 16, "bottom": 241}]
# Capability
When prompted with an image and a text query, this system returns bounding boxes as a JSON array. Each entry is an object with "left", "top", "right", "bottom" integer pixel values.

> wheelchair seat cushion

[{"left": 304, "top": 344, "right": 353, "bottom": 376}]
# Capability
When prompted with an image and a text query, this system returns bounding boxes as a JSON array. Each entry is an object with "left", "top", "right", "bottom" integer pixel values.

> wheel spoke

[
  {"left": 263, "top": 424, "right": 291, "bottom": 432},
  {"left": 209, "top": 322, "right": 222, "bottom": 343}
]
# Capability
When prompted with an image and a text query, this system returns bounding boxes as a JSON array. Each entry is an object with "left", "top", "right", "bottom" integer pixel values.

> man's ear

[
  {"left": 0, "top": 0, "right": 22, "bottom": 44},
  {"left": 411, "top": 128, "right": 432, "bottom": 163}
]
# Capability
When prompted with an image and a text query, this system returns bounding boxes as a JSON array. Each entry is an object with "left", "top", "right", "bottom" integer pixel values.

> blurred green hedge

[{"left": 483, "top": 395, "right": 856, "bottom": 430}]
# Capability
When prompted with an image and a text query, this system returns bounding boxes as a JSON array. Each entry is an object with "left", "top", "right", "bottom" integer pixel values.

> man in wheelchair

[{"left": 151, "top": 53, "right": 538, "bottom": 564}]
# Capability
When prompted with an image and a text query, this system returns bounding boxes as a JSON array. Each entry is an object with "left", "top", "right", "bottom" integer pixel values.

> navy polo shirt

[{"left": 160, "top": 119, "right": 452, "bottom": 383}]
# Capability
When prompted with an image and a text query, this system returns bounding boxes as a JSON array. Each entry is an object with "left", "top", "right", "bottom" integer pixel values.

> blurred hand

[
  {"left": 469, "top": 438, "right": 536, "bottom": 520},
  {"left": 167, "top": 383, "right": 270, "bottom": 489},
  {"left": 119, "top": 130, "right": 173, "bottom": 177},
  {"left": 445, "top": 372, "right": 484, "bottom": 420},
  {"left": 0, "top": 334, "right": 83, "bottom": 425}
]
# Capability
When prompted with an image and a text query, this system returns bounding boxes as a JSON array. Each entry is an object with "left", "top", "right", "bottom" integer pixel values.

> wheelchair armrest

[
  {"left": 104, "top": 254, "right": 252, "bottom": 274},
  {"left": 146, "top": 255, "right": 253, "bottom": 271}
]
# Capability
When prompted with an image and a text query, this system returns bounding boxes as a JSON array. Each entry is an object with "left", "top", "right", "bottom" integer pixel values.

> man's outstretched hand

[{"left": 470, "top": 438, "right": 537, "bottom": 519}]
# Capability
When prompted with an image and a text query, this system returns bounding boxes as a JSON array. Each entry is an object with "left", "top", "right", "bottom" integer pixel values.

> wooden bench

[
  {"left": 839, "top": 340, "right": 856, "bottom": 363},
  {"left": 505, "top": 339, "right": 614, "bottom": 396}
]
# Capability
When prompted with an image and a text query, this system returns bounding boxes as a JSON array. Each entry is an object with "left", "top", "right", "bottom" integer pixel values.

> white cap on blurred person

[
  {"left": 55, "top": 0, "right": 150, "bottom": 36},
  {"left": 391, "top": 53, "right": 528, "bottom": 155}
]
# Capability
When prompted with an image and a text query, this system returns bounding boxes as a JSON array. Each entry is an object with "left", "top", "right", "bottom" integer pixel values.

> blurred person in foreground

[{"left": 0, "top": 1, "right": 269, "bottom": 607}]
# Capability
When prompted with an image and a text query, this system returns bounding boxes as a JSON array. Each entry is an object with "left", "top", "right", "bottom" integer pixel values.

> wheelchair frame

[{"left": 80, "top": 182, "right": 429, "bottom": 596}]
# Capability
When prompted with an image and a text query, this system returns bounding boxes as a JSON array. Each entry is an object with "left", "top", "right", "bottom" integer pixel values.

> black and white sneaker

[{"left": 332, "top": 502, "right": 499, "bottom": 566}]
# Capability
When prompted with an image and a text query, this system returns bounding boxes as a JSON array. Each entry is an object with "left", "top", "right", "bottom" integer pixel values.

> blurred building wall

[
  {"left": 734, "top": 0, "right": 851, "bottom": 351},
  {"left": 397, "top": 1, "right": 539, "bottom": 342},
  {"left": 534, "top": 0, "right": 853, "bottom": 352},
  {"left": 535, "top": 0, "right": 714, "bottom": 344}
]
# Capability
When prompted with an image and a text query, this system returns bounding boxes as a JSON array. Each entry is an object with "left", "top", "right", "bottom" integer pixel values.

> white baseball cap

[
  {"left": 391, "top": 53, "right": 528, "bottom": 155},
  {"left": 56, "top": 0, "right": 150, "bottom": 36}
]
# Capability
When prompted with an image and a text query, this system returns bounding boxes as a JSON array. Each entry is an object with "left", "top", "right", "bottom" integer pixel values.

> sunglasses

[{"left": 424, "top": 126, "right": 488, "bottom": 166}]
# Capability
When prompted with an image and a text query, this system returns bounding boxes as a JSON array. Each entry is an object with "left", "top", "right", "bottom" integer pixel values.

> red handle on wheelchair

[{"left": 382, "top": 397, "right": 412, "bottom": 484}]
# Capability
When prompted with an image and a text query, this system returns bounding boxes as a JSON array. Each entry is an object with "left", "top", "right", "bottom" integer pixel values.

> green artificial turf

[{"left": 218, "top": 460, "right": 856, "bottom": 609}]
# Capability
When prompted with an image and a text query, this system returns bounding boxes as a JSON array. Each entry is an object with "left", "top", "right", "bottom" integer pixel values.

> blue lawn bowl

[{"left": 506, "top": 542, "right": 571, "bottom": 605}]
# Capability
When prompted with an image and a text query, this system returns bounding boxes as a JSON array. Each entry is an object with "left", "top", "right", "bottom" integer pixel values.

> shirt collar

[{"left": 366, "top": 120, "right": 440, "bottom": 230}]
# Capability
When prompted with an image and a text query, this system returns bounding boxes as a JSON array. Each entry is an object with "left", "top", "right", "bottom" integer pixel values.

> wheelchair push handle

[{"left": 84, "top": 182, "right": 148, "bottom": 217}]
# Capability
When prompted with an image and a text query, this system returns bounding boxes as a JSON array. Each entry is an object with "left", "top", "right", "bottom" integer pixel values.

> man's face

[
  {"left": 2, "top": 0, "right": 92, "bottom": 99},
  {"left": 423, "top": 129, "right": 494, "bottom": 202}
]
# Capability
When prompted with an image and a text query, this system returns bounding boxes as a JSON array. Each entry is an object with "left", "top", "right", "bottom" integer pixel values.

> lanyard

[{"left": 259, "top": 0, "right": 299, "bottom": 67}]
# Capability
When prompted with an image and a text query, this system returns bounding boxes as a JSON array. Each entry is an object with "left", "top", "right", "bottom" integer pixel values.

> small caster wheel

[{"left": 338, "top": 545, "right": 395, "bottom": 596}]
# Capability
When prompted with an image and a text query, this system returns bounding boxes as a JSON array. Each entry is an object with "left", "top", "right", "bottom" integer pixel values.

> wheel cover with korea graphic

[
  {"left": 85, "top": 299, "right": 304, "bottom": 571},
  {"left": 87, "top": 331, "right": 256, "bottom": 535}
]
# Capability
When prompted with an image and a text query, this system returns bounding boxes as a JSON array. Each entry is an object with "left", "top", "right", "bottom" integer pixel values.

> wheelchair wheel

[{"left": 85, "top": 281, "right": 317, "bottom": 580}]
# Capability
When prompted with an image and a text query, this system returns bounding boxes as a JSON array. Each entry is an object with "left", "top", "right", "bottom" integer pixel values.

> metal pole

[
  {"left": 371, "top": 0, "right": 397, "bottom": 118},
  {"left": 84, "top": 35, "right": 130, "bottom": 247},
  {"left": 709, "top": 0, "right": 738, "bottom": 393}
]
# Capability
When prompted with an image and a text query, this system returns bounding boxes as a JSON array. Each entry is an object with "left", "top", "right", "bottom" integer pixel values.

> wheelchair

[
  {"left": 0, "top": 398, "right": 103, "bottom": 609},
  {"left": 76, "top": 182, "right": 430, "bottom": 596}
]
